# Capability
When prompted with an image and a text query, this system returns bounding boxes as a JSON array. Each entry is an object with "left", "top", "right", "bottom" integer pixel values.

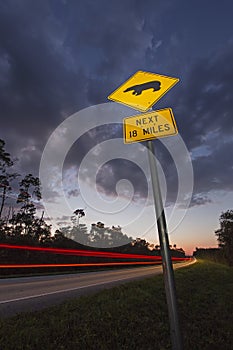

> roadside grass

[{"left": 0, "top": 260, "right": 232, "bottom": 350}]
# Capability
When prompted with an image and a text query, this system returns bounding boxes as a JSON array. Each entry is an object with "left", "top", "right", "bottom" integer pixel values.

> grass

[{"left": 0, "top": 260, "right": 232, "bottom": 350}]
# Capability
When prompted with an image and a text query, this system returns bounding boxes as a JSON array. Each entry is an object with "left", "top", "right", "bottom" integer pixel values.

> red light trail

[
  {"left": 0, "top": 243, "right": 162, "bottom": 260},
  {"left": 0, "top": 261, "right": 164, "bottom": 268},
  {"left": 0, "top": 244, "right": 190, "bottom": 269}
]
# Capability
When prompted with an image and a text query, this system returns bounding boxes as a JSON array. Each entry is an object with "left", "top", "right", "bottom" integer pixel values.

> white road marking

[
  {"left": 0, "top": 274, "right": 153, "bottom": 304},
  {"left": 0, "top": 259, "right": 195, "bottom": 304}
]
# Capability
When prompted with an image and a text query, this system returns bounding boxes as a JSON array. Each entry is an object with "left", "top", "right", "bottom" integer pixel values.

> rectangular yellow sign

[{"left": 123, "top": 108, "right": 178, "bottom": 144}]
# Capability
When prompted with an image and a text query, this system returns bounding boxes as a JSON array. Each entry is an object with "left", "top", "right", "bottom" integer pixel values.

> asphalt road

[{"left": 0, "top": 259, "right": 195, "bottom": 317}]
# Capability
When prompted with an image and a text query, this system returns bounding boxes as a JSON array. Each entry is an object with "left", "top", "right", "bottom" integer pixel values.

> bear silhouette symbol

[{"left": 123, "top": 80, "right": 161, "bottom": 96}]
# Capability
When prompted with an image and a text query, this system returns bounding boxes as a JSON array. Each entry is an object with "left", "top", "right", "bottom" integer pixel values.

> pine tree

[{"left": 0, "top": 139, "right": 19, "bottom": 218}]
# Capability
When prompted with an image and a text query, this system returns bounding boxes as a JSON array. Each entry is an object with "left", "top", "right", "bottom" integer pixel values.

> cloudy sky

[{"left": 1, "top": 0, "right": 233, "bottom": 254}]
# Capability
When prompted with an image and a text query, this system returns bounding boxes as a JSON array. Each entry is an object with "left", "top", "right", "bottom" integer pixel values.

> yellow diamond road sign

[
  {"left": 123, "top": 108, "right": 178, "bottom": 144},
  {"left": 108, "top": 71, "right": 179, "bottom": 112}
]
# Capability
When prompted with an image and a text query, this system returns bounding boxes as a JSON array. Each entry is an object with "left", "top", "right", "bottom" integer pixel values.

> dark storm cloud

[
  {"left": 67, "top": 189, "right": 80, "bottom": 198},
  {"left": 0, "top": 0, "right": 165, "bottom": 174},
  {"left": 63, "top": 123, "right": 150, "bottom": 204},
  {"left": 96, "top": 158, "right": 148, "bottom": 202},
  {"left": 63, "top": 124, "right": 122, "bottom": 169},
  {"left": 1, "top": 0, "right": 233, "bottom": 208},
  {"left": 84, "top": 44, "right": 233, "bottom": 206},
  {"left": 190, "top": 194, "right": 212, "bottom": 207},
  {"left": 192, "top": 138, "right": 233, "bottom": 195},
  {"left": 0, "top": 0, "right": 87, "bottom": 173},
  {"left": 174, "top": 44, "right": 233, "bottom": 203},
  {"left": 177, "top": 43, "right": 233, "bottom": 149},
  {"left": 0, "top": 1, "right": 73, "bottom": 126},
  {"left": 61, "top": 0, "right": 163, "bottom": 104}
]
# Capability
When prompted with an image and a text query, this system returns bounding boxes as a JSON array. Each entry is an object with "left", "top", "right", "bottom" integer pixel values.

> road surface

[{"left": 0, "top": 259, "right": 195, "bottom": 317}]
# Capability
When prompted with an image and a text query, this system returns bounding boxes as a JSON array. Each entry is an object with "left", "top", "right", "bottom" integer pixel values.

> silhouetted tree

[
  {"left": 89, "top": 222, "right": 107, "bottom": 247},
  {"left": 0, "top": 139, "right": 19, "bottom": 218},
  {"left": 108, "top": 225, "right": 132, "bottom": 246},
  {"left": 61, "top": 223, "right": 88, "bottom": 245},
  {"left": 17, "top": 174, "right": 41, "bottom": 205},
  {"left": 60, "top": 209, "right": 88, "bottom": 245},
  {"left": 10, "top": 174, "right": 45, "bottom": 240},
  {"left": 131, "top": 238, "right": 150, "bottom": 254},
  {"left": 193, "top": 247, "right": 223, "bottom": 263},
  {"left": 215, "top": 210, "right": 233, "bottom": 266},
  {"left": 30, "top": 212, "right": 52, "bottom": 243},
  {"left": 89, "top": 223, "right": 132, "bottom": 247},
  {"left": 72, "top": 208, "right": 85, "bottom": 228}
]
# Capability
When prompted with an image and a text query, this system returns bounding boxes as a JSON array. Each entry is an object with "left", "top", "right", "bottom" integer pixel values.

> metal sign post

[
  {"left": 108, "top": 70, "right": 182, "bottom": 349},
  {"left": 147, "top": 140, "right": 183, "bottom": 350}
]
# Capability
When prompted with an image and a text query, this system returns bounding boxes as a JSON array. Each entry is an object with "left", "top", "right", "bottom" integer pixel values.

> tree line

[
  {"left": 0, "top": 139, "right": 52, "bottom": 245},
  {"left": 0, "top": 138, "right": 186, "bottom": 275},
  {"left": 0, "top": 138, "right": 186, "bottom": 251},
  {"left": 2, "top": 137, "right": 232, "bottom": 267},
  {"left": 0, "top": 138, "right": 136, "bottom": 248},
  {"left": 194, "top": 210, "right": 233, "bottom": 266}
]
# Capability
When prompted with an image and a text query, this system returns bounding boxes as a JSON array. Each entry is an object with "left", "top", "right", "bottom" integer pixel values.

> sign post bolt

[{"left": 147, "top": 140, "right": 183, "bottom": 350}]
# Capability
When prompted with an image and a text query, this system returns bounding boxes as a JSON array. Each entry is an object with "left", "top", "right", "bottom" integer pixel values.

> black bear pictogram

[{"left": 123, "top": 80, "right": 161, "bottom": 96}]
